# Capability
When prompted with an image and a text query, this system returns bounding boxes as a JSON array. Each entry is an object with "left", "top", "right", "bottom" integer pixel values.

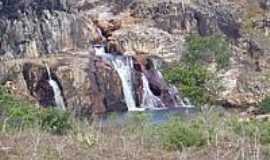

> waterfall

[
  {"left": 45, "top": 63, "right": 66, "bottom": 111},
  {"left": 141, "top": 74, "right": 165, "bottom": 109},
  {"left": 181, "top": 98, "right": 195, "bottom": 108},
  {"left": 93, "top": 44, "right": 107, "bottom": 57},
  {"left": 170, "top": 85, "right": 195, "bottom": 108},
  {"left": 153, "top": 62, "right": 194, "bottom": 108},
  {"left": 92, "top": 43, "right": 192, "bottom": 111},
  {"left": 93, "top": 44, "right": 145, "bottom": 111},
  {"left": 112, "top": 57, "right": 145, "bottom": 111},
  {"left": 92, "top": 29, "right": 171, "bottom": 110}
]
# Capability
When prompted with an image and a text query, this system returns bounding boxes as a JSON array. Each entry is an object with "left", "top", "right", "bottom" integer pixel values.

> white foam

[{"left": 45, "top": 63, "right": 66, "bottom": 110}]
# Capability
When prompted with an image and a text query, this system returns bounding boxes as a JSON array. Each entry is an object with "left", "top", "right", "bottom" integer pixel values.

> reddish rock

[{"left": 89, "top": 57, "right": 127, "bottom": 113}]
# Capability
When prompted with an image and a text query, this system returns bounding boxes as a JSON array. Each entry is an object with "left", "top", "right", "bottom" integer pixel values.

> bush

[
  {"left": 0, "top": 86, "right": 72, "bottom": 134},
  {"left": 163, "top": 35, "right": 227, "bottom": 105},
  {"left": 40, "top": 108, "right": 72, "bottom": 135},
  {"left": 158, "top": 118, "right": 207, "bottom": 151},
  {"left": 163, "top": 65, "right": 214, "bottom": 105},
  {"left": 0, "top": 86, "right": 40, "bottom": 129},
  {"left": 185, "top": 35, "right": 231, "bottom": 69},
  {"left": 259, "top": 97, "right": 270, "bottom": 113},
  {"left": 229, "top": 118, "right": 270, "bottom": 145},
  {"left": 5, "top": 104, "right": 41, "bottom": 129}
]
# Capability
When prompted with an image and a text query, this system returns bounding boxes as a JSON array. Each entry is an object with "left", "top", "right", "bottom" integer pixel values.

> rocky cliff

[
  {"left": 0, "top": 0, "right": 101, "bottom": 59},
  {"left": 1, "top": 0, "right": 270, "bottom": 115}
]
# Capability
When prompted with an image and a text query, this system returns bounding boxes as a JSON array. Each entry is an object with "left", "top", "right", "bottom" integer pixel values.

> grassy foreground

[{"left": 0, "top": 87, "right": 270, "bottom": 160}]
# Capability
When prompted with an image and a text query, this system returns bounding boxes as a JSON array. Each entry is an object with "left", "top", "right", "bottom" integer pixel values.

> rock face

[
  {"left": 22, "top": 63, "right": 57, "bottom": 107},
  {"left": 1, "top": 0, "right": 270, "bottom": 114},
  {"left": 0, "top": 54, "right": 127, "bottom": 115},
  {"left": 129, "top": 0, "right": 241, "bottom": 39},
  {"left": 0, "top": 0, "right": 100, "bottom": 59},
  {"left": 110, "top": 25, "right": 184, "bottom": 62},
  {"left": 89, "top": 57, "right": 127, "bottom": 113}
]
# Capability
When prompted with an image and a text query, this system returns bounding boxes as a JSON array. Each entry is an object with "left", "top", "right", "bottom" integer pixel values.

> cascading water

[
  {"left": 45, "top": 63, "right": 66, "bottom": 111},
  {"left": 93, "top": 45, "right": 145, "bottom": 111},
  {"left": 112, "top": 57, "right": 145, "bottom": 111},
  {"left": 93, "top": 43, "right": 193, "bottom": 111},
  {"left": 141, "top": 74, "right": 165, "bottom": 109},
  {"left": 93, "top": 44, "right": 107, "bottom": 57},
  {"left": 152, "top": 60, "right": 195, "bottom": 109},
  {"left": 181, "top": 97, "right": 195, "bottom": 108}
]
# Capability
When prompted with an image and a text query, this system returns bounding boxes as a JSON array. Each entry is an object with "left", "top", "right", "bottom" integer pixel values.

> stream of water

[
  {"left": 45, "top": 63, "right": 66, "bottom": 111},
  {"left": 93, "top": 44, "right": 191, "bottom": 111}
]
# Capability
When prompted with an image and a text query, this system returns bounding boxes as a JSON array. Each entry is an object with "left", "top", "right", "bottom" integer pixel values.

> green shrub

[
  {"left": 40, "top": 108, "right": 72, "bottom": 135},
  {"left": 229, "top": 118, "right": 270, "bottom": 145},
  {"left": 162, "top": 35, "right": 229, "bottom": 105},
  {"left": 0, "top": 87, "right": 40, "bottom": 129},
  {"left": 259, "top": 97, "right": 270, "bottom": 113},
  {"left": 0, "top": 86, "right": 72, "bottom": 134},
  {"left": 163, "top": 65, "right": 214, "bottom": 105},
  {"left": 5, "top": 104, "right": 41, "bottom": 129},
  {"left": 158, "top": 118, "right": 207, "bottom": 151},
  {"left": 229, "top": 118, "right": 258, "bottom": 138},
  {"left": 260, "top": 123, "right": 270, "bottom": 144},
  {"left": 185, "top": 35, "right": 231, "bottom": 69}
]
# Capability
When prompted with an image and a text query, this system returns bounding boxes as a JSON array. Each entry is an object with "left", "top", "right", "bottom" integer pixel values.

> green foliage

[
  {"left": 162, "top": 35, "right": 229, "bottom": 105},
  {"left": 185, "top": 35, "right": 231, "bottom": 69},
  {"left": 5, "top": 104, "right": 41, "bottom": 129},
  {"left": 229, "top": 118, "right": 270, "bottom": 145},
  {"left": 0, "top": 87, "right": 40, "bottom": 129},
  {"left": 40, "top": 109, "right": 72, "bottom": 135},
  {"left": 163, "top": 65, "right": 214, "bottom": 105},
  {"left": 0, "top": 86, "right": 72, "bottom": 134},
  {"left": 259, "top": 97, "right": 270, "bottom": 113},
  {"left": 157, "top": 118, "right": 207, "bottom": 151}
]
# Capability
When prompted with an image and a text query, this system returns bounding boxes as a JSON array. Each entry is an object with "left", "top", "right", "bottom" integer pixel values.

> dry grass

[
  {"left": 0, "top": 122, "right": 177, "bottom": 160},
  {"left": 1, "top": 112, "right": 270, "bottom": 160}
]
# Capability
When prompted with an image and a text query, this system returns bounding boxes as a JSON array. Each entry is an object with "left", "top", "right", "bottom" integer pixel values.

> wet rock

[
  {"left": 90, "top": 57, "right": 127, "bottom": 112},
  {"left": 134, "top": 56, "right": 180, "bottom": 108}
]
